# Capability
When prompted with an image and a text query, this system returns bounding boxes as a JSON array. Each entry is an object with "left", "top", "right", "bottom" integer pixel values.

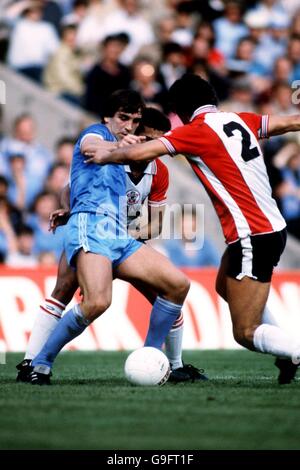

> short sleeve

[
  {"left": 159, "top": 124, "right": 201, "bottom": 156},
  {"left": 79, "top": 124, "right": 106, "bottom": 149},
  {"left": 148, "top": 159, "right": 169, "bottom": 207},
  {"left": 239, "top": 113, "right": 269, "bottom": 139}
]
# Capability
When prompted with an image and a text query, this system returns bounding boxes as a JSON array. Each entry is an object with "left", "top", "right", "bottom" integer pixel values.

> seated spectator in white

[
  {"left": 44, "top": 23, "right": 84, "bottom": 106},
  {"left": 55, "top": 136, "right": 75, "bottom": 167},
  {"left": 85, "top": 33, "right": 131, "bottom": 116},
  {"left": 45, "top": 163, "right": 69, "bottom": 198},
  {"left": 171, "top": 1, "right": 196, "bottom": 47},
  {"left": 26, "top": 191, "right": 64, "bottom": 260},
  {"left": 0, "top": 113, "right": 53, "bottom": 207},
  {"left": 95, "top": 0, "right": 155, "bottom": 65},
  {"left": 163, "top": 208, "right": 220, "bottom": 268},
  {"left": 6, "top": 225, "right": 38, "bottom": 267},
  {"left": 7, "top": 0, "right": 59, "bottom": 83}
]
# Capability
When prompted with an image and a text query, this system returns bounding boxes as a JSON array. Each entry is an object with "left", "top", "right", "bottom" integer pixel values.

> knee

[
  {"left": 170, "top": 274, "right": 190, "bottom": 304},
  {"left": 232, "top": 326, "right": 255, "bottom": 350},
  {"left": 82, "top": 296, "right": 111, "bottom": 322}
]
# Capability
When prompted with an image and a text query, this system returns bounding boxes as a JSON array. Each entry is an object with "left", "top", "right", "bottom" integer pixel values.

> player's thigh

[
  {"left": 226, "top": 276, "right": 270, "bottom": 330},
  {"left": 215, "top": 248, "right": 228, "bottom": 301},
  {"left": 52, "top": 251, "right": 79, "bottom": 305},
  {"left": 130, "top": 279, "right": 157, "bottom": 305},
  {"left": 115, "top": 244, "right": 189, "bottom": 302},
  {"left": 76, "top": 250, "right": 113, "bottom": 310}
]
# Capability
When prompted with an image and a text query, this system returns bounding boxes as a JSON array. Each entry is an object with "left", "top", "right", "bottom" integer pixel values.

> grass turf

[{"left": 0, "top": 350, "right": 299, "bottom": 450}]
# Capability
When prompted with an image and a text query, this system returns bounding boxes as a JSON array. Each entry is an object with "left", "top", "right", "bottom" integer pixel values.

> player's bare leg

[
  {"left": 16, "top": 253, "right": 79, "bottom": 382},
  {"left": 29, "top": 251, "right": 113, "bottom": 384},
  {"left": 226, "top": 276, "right": 300, "bottom": 366},
  {"left": 115, "top": 244, "right": 189, "bottom": 350}
]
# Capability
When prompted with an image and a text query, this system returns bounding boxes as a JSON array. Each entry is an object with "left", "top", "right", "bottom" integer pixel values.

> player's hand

[
  {"left": 118, "top": 135, "right": 146, "bottom": 147},
  {"left": 49, "top": 208, "right": 70, "bottom": 233},
  {"left": 84, "top": 149, "right": 112, "bottom": 164}
]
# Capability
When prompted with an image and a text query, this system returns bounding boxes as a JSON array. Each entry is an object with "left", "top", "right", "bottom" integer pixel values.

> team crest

[{"left": 127, "top": 190, "right": 140, "bottom": 205}]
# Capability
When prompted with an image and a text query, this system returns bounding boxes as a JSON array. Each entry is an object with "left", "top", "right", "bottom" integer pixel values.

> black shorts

[{"left": 226, "top": 229, "right": 287, "bottom": 283}]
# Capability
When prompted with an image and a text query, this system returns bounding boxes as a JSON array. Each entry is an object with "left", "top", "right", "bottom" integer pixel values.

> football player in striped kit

[
  {"left": 86, "top": 74, "right": 300, "bottom": 385},
  {"left": 16, "top": 107, "right": 206, "bottom": 384}
]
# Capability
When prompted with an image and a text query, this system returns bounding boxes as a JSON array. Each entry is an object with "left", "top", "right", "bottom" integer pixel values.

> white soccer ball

[{"left": 124, "top": 347, "right": 171, "bottom": 386}]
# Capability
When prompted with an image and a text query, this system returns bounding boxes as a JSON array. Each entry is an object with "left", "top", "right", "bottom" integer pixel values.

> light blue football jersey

[{"left": 70, "top": 123, "right": 126, "bottom": 222}]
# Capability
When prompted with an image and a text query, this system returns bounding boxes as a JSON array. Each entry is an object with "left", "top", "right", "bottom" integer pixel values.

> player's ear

[{"left": 103, "top": 117, "right": 109, "bottom": 124}]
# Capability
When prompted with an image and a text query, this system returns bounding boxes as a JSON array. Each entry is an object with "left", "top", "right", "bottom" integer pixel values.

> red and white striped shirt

[{"left": 159, "top": 105, "right": 286, "bottom": 244}]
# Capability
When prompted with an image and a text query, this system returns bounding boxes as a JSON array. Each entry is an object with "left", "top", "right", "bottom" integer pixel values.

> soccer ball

[{"left": 124, "top": 347, "right": 171, "bottom": 386}]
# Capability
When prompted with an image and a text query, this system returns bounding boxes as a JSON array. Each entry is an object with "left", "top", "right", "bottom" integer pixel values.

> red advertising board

[{"left": 0, "top": 267, "right": 299, "bottom": 352}]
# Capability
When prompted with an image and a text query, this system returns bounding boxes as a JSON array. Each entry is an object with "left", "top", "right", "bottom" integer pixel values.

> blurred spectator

[
  {"left": 0, "top": 176, "right": 9, "bottom": 198},
  {"left": 7, "top": 153, "right": 27, "bottom": 210},
  {"left": 273, "top": 56, "right": 293, "bottom": 84},
  {"left": 45, "top": 163, "right": 69, "bottom": 197},
  {"left": 85, "top": 33, "right": 131, "bottom": 116},
  {"left": 55, "top": 136, "right": 75, "bottom": 166},
  {"left": 42, "top": 0, "right": 63, "bottom": 35},
  {"left": 43, "top": 24, "right": 84, "bottom": 106},
  {"left": 38, "top": 250, "right": 57, "bottom": 265},
  {"left": 274, "top": 142, "right": 300, "bottom": 240},
  {"left": 193, "top": 21, "right": 226, "bottom": 74},
  {"left": 26, "top": 191, "right": 64, "bottom": 260},
  {"left": 270, "top": 81, "right": 299, "bottom": 116},
  {"left": 0, "top": 113, "right": 53, "bottom": 208},
  {"left": 213, "top": 0, "right": 248, "bottom": 59},
  {"left": 96, "top": 0, "right": 155, "bottom": 65},
  {"left": 0, "top": 195, "right": 23, "bottom": 262},
  {"left": 62, "top": 0, "right": 88, "bottom": 28},
  {"left": 158, "top": 42, "right": 186, "bottom": 90},
  {"left": 131, "top": 57, "right": 167, "bottom": 110},
  {"left": 163, "top": 207, "right": 220, "bottom": 268},
  {"left": 287, "top": 35, "right": 300, "bottom": 81},
  {"left": 5, "top": 224, "right": 38, "bottom": 267},
  {"left": 75, "top": 0, "right": 116, "bottom": 55},
  {"left": 7, "top": 1, "right": 59, "bottom": 83},
  {"left": 221, "top": 77, "right": 256, "bottom": 113},
  {"left": 171, "top": 1, "right": 196, "bottom": 47}
]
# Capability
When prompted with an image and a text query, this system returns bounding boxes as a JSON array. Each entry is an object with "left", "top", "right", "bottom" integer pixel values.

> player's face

[{"left": 105, "top": 110, "right": 142, "bottom": 140}]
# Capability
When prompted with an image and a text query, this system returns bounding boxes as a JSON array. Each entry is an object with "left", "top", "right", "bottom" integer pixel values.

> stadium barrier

[{"left": 0, "top": 267, "right": 299, "bottom": 352}]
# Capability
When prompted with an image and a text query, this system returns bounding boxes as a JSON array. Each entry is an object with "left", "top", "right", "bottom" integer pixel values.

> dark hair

[
  {"left": 168, "top": 74, "right": 218, "bottom": 119},
  {"left": 16, "top": 224, "right": 34, "bottom": 237},
  {"left": 55, "top": 136, "right": 76, "bottom": 149},
  {"left": 162, "top": 42, "right": 184, "bottom": 59},
  {"left": 137, "top": 107, "right": 171, "bottom": 134},
  {"left": 0, "top": 175, "right": 8, "bottom": 188},
  {"left": 102, "top": 33, "right": 130, "bottom": 47},
  {"left": 101, "top": 89, "right": 145, "bottom": 122}
]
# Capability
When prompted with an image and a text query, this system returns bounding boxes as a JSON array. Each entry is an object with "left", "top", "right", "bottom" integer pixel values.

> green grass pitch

[{"left": 0, "top": 350, "right": 299, "bottom": 450}]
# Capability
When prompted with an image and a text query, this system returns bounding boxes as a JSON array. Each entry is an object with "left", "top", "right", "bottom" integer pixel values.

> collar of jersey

[
  {"left": 124, "top": 161, "right": 156, "bottom": 175},
  {"left": 190, "top": 105, "right": 218, "bottom": 121}
]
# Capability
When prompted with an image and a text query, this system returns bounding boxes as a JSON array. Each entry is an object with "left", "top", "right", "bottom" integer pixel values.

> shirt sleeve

[
  {"left": 158, "top": 124, "right": 200, "bottom": 156},
  {"left": 79, "top": 124, "right": 106, "bottom": 149},
  {"left": 239, "top": 113, "right": 269, "bottom": 139},
  {"left": 148, "top": 159, "right": 169, "bottom": 207}
]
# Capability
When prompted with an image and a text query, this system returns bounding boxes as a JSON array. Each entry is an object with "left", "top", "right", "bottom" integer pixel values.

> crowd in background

[{"left": 0, "top": 0, "right": 299, "bottom": 267}]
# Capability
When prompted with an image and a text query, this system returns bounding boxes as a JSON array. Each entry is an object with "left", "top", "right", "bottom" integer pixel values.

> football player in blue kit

[{"left": 23, "top": 92, "right": 192, "bottom": 385}]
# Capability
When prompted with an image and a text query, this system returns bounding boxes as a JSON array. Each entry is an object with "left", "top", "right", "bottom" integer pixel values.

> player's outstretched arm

[
  {"left": 85, "top": 139, "right": 168, "bottom": 164},
  {"left": 268, "top": 115, "right": 300, "bottom": 136}
]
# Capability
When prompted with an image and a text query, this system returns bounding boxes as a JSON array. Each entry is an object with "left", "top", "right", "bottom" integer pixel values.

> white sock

[
  {"left": 165, "top": 312, "right": 184, "bottom": 370},
  {"left": 253, "top": 324, "right": 300, "bottom": 363},
  {"left": 24, "top": 296, "right": 66, "bottom": 360}
]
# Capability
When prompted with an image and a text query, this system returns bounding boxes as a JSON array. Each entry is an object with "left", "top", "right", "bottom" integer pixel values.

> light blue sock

[
  {"left": 32, "top": 305, "right": 89, "bottom": 371},
  {"left": 145, "top": 296, "right": 183, "bottom": 349}
]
